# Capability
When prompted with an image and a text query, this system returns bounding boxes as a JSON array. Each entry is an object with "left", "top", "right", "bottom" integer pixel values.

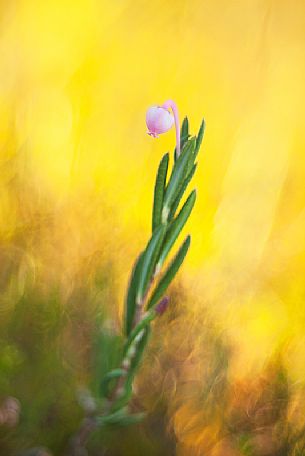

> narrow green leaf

[
  {"left": 157, "top": 190, "right": 196, "bottom": 268},
  {"left": 97, "top": 408, "right": 126, "bottom": 425},
  {"left": 98, "top": 409, "right": 146, "bottom": 426},
  {"left": 186, "top": 137, "right": 197, "bottom": 174},
  {"left": 194, "top": 118, "right": 205, "bottom": 159},
  {"left": 112, "top": 412, "right": 145, "bottom": 426},
  {"left": 169, "top": 163, "right": 197, "bottom": 220},
  {"left": 111, "top": 327, "right": 151, "bottom": 412},
  {"left": 123, "top": 310, "right": 155, "bottom": 357},
  {"left": 181, "top": 117, "right": 189, "bottom": 149},
  {"left": 175, "top": 118, "right": 190, "bottom": 162},
  {"left": 174, "top": 147, "right": 178, "bottom": 162},
  {"left": 137, "top": 225, "right": 166, "bottom": 302},
  {"left": 147, "top": 236, "right": 191, "bottom": 310},
  {"left": 152, "top": 152, "right": 169, "bottom": 231},
  {"left": 127, "top": 326, "right": 150, "bottom": 380},
  {"left": 125, "top": 252, "right": 144, "bottom": 336},
  {"left": 163, "top": 141, "right": 194, "bottom": 217},
  {"left": 100, "top": 368, "right": 126, "bottom": 398},
  {"left": 110, "top": 382, "right": 133, "bottom": 413}
]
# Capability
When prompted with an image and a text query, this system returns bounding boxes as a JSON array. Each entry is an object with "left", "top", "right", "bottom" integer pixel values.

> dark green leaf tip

[{"left": 194, "top": 118, "right": 205, "bottom": 159}]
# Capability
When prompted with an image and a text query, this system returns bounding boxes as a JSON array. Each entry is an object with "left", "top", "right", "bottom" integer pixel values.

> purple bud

[{"left": 155, "top": 296, "right": 169, "bottom": 315}]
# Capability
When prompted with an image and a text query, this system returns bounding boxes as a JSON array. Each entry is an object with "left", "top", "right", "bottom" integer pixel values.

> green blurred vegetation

[
  {"left": 1, "top": 214, "right": 305, "bottom": 455},
  {"left": 0, "top": 245, "right": 176, "bottom": 455}
]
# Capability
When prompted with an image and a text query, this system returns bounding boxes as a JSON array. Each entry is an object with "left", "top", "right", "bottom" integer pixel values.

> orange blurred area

[{"left": 0, "top": 0, "right": 305, "bottom": 454}]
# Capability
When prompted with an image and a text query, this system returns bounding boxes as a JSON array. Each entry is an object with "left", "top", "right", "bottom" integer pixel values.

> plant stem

[
  {"left": 162, "top": 100, "right": 180, "bottom": 156},
  {"left": 69, "top": 416, "right": 98, "bottom": 456}
]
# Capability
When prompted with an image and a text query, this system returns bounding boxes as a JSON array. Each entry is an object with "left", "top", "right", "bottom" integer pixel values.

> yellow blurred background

[{"left": 0, "top": 0, "right": 305, "bottom": 454}]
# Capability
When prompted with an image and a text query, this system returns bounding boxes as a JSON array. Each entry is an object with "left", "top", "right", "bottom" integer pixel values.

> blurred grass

[{"left": 0, "top": 0, "right": 305, "bottom": 454}]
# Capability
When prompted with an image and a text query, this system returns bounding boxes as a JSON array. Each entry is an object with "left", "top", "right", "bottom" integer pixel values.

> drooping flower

[
  {"left": 146, "top": 106, "right": 174, "bottom": 137},
  {"left": 146, "top": 99, "right": 181, "bottom": 156}
]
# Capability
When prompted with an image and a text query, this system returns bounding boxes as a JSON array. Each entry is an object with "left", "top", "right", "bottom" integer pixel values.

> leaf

[
  {"left": 194, "top": 118, "right": 205, "bottom": 160},
  {"left": 152, "top": 152, "right": 169, "bottom": 231},
  {"left": 112, "top": 412, "right": 146, "bottom": 426},
  {"left": 174, "top": 148, "right": 178, "bottom": 162},
  {"left": 97, "top": 408, "right": 126, "bottom": 425},
  {"left": 127, "top": 326, "right": 151, "bottom": 381},
  {"left": 98, "top": 409, "right": 146, "bottom": 426},
  {"left": 169, "top": 163, "right": 197, "bottom": 220},
  {"left": 147, "top": 236, "right": 191, "bottom": 310},
  {"left": 91, "top": 322, "right": 124, "bottom": 397},
  {"left": 137, "top": 225, "right": 166, "bottom": 302},
  {"left": 175, "top": 118, "right": 190, "bottom": 161},
  {"left": 181, "top": 117, "right": 189, "bottom": 149},
  {"left": 124, "top": 310, "right": 155, "bottom": 357},
  {"left": 185, "top": 137, "right": 197, "bottom": 174},
  {"left": 163, "top": 141, "right": 194, "bottom": 217},
  {"left": 124, "top": 252, "right": 144, "bottom": 336},
  {"left": 111, "top": 327, "right": 151, "bottom": 412},
  {"left": 110, "top": 382, "right": 133, "bottom": 413},
  {"left": 100, "top": 368, "right": 126, "bottom": 398},
  {"left": 157, "top": 190, "right": 196, "bottom": 268}
]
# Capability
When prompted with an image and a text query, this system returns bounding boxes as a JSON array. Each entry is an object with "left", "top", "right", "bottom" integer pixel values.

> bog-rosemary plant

[{"left": 70, "top": 101, "right": 205, "bottom": 454}]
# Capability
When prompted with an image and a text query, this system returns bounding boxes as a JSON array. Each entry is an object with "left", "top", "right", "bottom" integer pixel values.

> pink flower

[
  {"left": 146, "top": 106, "right": 174, "bottom": 138},
  {"left": 146, "top": 100, "right": 181, "bottom": 156}
]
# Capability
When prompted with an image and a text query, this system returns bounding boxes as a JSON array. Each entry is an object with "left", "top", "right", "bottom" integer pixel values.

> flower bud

[
  {"left": 155, "top": 296, "right": 169, "bottom": 315},
  {"left": 146, "top": 106, "right": 174, "bottom": 138}
]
